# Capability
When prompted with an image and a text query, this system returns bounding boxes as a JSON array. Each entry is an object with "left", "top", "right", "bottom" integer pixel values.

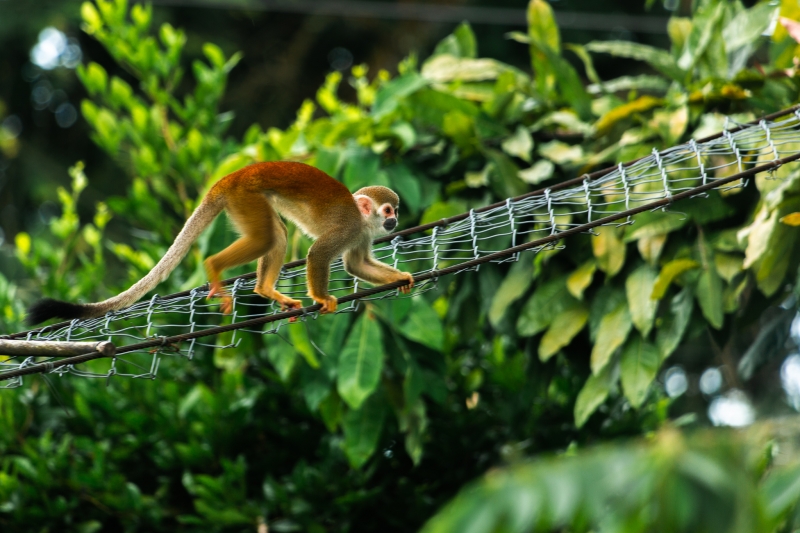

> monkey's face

[
  {"left": 355, "top": 194, "right": 399, "bottom": 236},
  {"left": 378, "top": 203, "right": 398, "bottom": 232}
]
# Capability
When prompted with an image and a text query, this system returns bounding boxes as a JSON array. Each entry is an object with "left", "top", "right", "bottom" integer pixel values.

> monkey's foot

[
  {"left": 207, "top": 281, "right": 226, "bottom": 300},
  {"left": 398, "top": 273, "right": 415, "bottom": 295},
  {"left": 219, "top": 296, "right": 234, "bottom": 314},
  {"left": 311, "top": 295, "right": 338, "bottom": 314},
  {"left": 255, "top": 288, "right": 303, "bottom": 322},
  {"left": 207, "top": 282, "right": 234, "bottom": 314}
]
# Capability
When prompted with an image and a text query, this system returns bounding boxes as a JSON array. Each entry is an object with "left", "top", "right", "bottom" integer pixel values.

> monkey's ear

[{"left": 354, "top": 195, "right": 373, "bottom": 216}]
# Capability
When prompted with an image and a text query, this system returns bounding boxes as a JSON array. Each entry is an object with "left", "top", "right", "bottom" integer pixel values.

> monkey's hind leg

[
  {"left": 205, "top": 192, "right": 276, "bottom": 314},
  {"left": 253, "top": 216, "right": 303, "bottom": 313}
]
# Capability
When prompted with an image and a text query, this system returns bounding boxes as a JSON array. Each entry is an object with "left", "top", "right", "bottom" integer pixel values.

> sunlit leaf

[
  {"left": 567, "top": 260, "right": 596, "bottom": 300},
  {"left": 594, "top": 95, "right": 665, "bottom": 136},
  {"left": 779, "top": 212, "right": 800, "bottom": 226},
  {"left": 539, "top": 302, "right": 589, "bottom": 361},
  {"left": 501, "top": 125, "right": 533, "bottom": 162},
  {"left": 591, "top": 301, "right": 632, "bottom": 374},
  {"left": 651, "top": 259, "right": 700, "bottom": 300},
  {"left": 592, "top": 226, "right": 626, "bottom": 277},
  {"left": 626, "top": 265, "right": 658, "bottom": 337},
  {"left": 518, "top": 159, "right": 554, "bottom": 184}
]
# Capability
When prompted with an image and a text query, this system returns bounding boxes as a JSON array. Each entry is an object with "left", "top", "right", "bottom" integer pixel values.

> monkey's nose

[{"left": 383, "top": 218, "right": 397, "bottom": 231}]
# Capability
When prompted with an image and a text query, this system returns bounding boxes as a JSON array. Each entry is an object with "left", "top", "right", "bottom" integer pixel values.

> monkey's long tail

[{"left": 26, "top": 197, "right": 225, "bottom": 326}]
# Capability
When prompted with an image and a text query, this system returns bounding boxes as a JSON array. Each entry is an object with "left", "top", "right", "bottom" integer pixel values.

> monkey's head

[{"left": 354, "top": 186, "right": 400, "bottom": 236}]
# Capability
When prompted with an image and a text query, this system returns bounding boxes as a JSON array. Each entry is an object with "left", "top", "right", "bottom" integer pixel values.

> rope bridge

[{"left": 3, "top": 105, "right": 800, "bottom": 388}]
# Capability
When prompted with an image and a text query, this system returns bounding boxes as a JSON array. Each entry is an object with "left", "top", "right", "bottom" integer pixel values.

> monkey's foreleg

[{"left": 343, "top": 252, "right": 415, "bottom": 294}]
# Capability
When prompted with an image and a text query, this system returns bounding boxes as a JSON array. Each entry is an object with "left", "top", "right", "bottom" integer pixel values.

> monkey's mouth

[{"left": 383, "top": 218, "right": 397, "bottom": 231}]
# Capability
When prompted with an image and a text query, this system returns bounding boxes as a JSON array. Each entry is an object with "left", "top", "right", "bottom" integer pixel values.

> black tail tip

[{"left": 26, "top": 298, "right": 89, "bottom": 326}]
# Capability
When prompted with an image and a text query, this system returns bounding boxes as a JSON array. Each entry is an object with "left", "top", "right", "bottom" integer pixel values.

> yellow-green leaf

[
  {"left": 591, "top": 302, "right": 632, "bottom": 374},
  {"left": 539, "top": 302, "right": 589, "bottom": 361},
  {"left": 567, "top": 260, "right": 596, "bottom": 300},
  {"left": 594, "top": 96, "right": 664, "bottom": 136},
  {"left": 625, "top": 265, "right": 658, "bottom": 337},
  {"left": 780, "top": 212, "right": 800, "bottom": 226},
  {"left": 592, "top": 226, "right": 626, "bottom": 277},
  {"left": 651, "top": 259, "right": 699, "bottom": 300}
]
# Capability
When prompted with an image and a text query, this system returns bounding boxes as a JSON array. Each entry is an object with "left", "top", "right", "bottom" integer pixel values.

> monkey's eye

[{"left": 384, "top": 206, "right": 392, "bottom": 216}]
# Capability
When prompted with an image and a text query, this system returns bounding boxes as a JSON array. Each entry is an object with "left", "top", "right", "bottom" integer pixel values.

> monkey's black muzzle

[{"left": 383, "top": 218, "right": 397, "bottom": 231}]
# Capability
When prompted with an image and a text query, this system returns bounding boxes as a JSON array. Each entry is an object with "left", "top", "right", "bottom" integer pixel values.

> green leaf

[
  {"left": 762, "top": 463, "right": 800, "bottom": 519},
  {"left": 620, "top": 335, "right": 659, "bottom": 408},
  {"left": 337, "top": 313, "right": 385, "bottom": 409},
  {"left": 288, "top": 323, "right": 321, "bottom": 369},
  {"left": 625, "top": 265, "right": 658, "bottom": 337},
  {"left": 485, "top": 149, "right": 527, "bottom": 198},
  {"left": 489, "top": 259, "right": 534, "bottom": 327},
  {"left": 372, "top": 73, "right": 428, "bottom": 119},
  {"left": 586, "top": 41, "right": 685, "bottom": 82},
  {"left": 676, "top": 1, "right": 726, "bottom": 77},
  {"left": 592, "top": 226, "right": 626, "bottom": 277},
  {"left": 624, "top": 210, "right": 687, "bottom": 242},
  {"left": 696, "top": 268, "right": 723, "bottom": 330},
  {"left": 343, "top": 149, "right": 381, "bottom": 191},
  {"left": 721, "top": 2, "right": 776, "bottom": 55},
  {"left": 545, "top": 46, "right": 593, "bottom": 120},
  {"left": 386, "top": 164, "right": 422, "bottom": 215},
  {"left": 264, "top": 336, "right": 298, "bottom": 380},
  {"left": 420, "top": 200, "right": 467, "bottom": 229},
  {"left": 591, "top": 301, "right": 632, "bottom": 374},
  {"left": 342, "top": 393, "right": 386, "bottom": 468},
  {"left": 574, "top": 361, "right": 616, "bottom": 428},
  {"left": 433, "top": 21, "right": 477, "bottom": 58},
  {"left": 517, "top": 275, "right": 574, "bottom": 337},
  {"left": 656, "top": 287, "right": 694, "bottom": 361},
  {"left": 714, "top": 252, "right": 743, "bottom": 283},
  {"left": 539, "top": 302, "right": 589, "bottom": 361},
  {"left": 527, "top": 0, "right": 560, "bottom": 98},
  {"left": 398, "top": 297, "right": 444, "bottom": 351},
  {"left": 651, "top": 259, "right": 699, "bottom": 300}
]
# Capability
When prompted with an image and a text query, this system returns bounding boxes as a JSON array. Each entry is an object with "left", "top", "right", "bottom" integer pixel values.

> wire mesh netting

[{"left": 4, "top": 108, "right": 800, "bottom": 388}]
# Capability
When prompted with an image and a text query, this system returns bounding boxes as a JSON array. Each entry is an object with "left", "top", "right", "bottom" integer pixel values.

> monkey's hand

[
  {"left": 311, "top": 294, "right": 338, "bottom": 314},
  {"left": 398, "top": 272, "right": 415, "bottom": 295}
]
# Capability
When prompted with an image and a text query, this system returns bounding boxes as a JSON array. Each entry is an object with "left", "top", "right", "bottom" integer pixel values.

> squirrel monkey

[{"left": 27, "top": 161, "right": 414, "bottom": 325}]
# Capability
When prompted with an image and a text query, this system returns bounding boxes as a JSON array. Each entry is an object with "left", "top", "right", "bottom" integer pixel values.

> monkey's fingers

[{"left": 399, "top": 274, "right": 414, "bottom": 295}]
